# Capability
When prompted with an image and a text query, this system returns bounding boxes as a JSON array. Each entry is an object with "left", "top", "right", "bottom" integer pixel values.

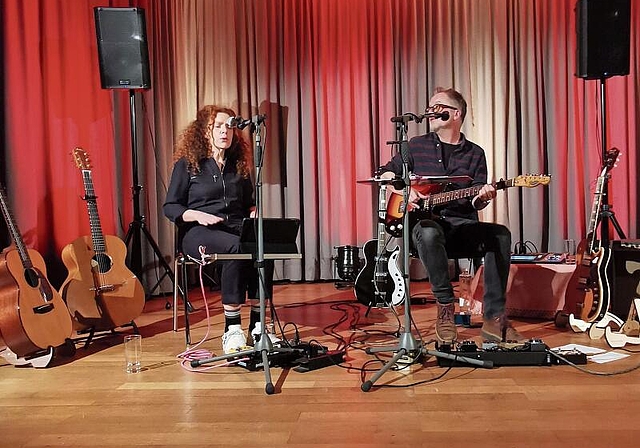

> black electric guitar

[
  {"left": 354, "top": 183, "right": 405, "bottom": 307},
  {"left": 564, "top": 148, "right": 620, "bottom": 323},
  {"left": 385, "top": 174, "right": 551, "bottom": 237}
]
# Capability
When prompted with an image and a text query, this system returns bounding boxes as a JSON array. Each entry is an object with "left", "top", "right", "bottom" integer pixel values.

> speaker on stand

[
  {"left": 94, "top": 7, "right": 173, "bottom": 298},
  {"left": 575, "top": 0, "right": 630, "bottom": 246}
]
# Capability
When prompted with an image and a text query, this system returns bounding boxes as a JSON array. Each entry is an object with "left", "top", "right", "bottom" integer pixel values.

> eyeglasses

[{"left": 425, "top": 103, "right": 458, "bottom": 113}]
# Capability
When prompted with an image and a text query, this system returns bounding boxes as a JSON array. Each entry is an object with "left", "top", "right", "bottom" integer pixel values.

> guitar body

[
  {"left": 354, "top": 239, "right": 405, "bottom": 307},
  {"left": 0, "top": 247, "right": 73, "bottom": 357},
  {"left": 61, "top": 235, "right": 145, "bottom": 331},
  {"left": 564, "top": 239, "right": 611, "bottom": 322}
]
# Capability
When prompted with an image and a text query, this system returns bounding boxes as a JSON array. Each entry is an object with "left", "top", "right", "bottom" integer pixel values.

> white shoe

[
  {"left": 251, "top": 322, "right": 281, "bottom": 346},
  {"left": 222, "top": 325, "right": 248, "bottom": 354}
]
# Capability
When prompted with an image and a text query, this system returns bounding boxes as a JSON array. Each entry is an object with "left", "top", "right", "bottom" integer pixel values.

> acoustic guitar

[
  {"left": 385, "top": 174, "right": 551, "bottom": 237},
  {"left": 60, "top": 148, "right": 145, "bottom": 331},
  {"left": 0, "top": 186, "right": 73, "bottom": 358},
  {"left": 563, "top": 148, "right": 619, "bottom": 323}
]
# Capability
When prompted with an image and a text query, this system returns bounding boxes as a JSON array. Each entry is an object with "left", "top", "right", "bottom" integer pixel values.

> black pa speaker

[
  {"left": 94, "top": 7, "right": 151, "bottom": 89},
  {"left": 576, "top": 0, "right": 631, "bottom": 79},
  {"left": 611, "top": 240, "right": 640, "bottom": 320}
]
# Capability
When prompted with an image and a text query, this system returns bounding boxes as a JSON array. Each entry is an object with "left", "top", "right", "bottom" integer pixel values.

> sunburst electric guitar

[
  {"left": 60, "top": 148, "right": 145, "bottom": 331},
  {"left": 385, "top": 174, "right": 551, "bottom": 237},
  {"left": 0, "top": 185, "right": 72, "bottom": 358},
  {"left": 564, "top": 148, "right": 620, "bottom": 324}
]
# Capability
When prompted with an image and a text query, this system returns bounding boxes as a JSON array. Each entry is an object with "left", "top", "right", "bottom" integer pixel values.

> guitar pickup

[{"left": 33, "top": 303, "right": 54, "bottom": 314}]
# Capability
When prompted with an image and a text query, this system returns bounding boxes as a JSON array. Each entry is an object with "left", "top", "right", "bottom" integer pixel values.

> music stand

[
  {"left": 361, "top": 115, "right": 490, "bottom": 392},
  {"left": 189, "top": 116, "right": 300, "bottom": 394}
]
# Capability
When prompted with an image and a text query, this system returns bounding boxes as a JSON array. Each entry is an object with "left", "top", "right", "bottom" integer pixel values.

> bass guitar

[
  {"left": 354, "top": 183, "right": 405, "bottom": 307},
  {"left": 564, "top": 148, "right": 620, "bottom": 323},
  {"left": 0, "top": 185, "right": 73, "bottom": 358},
  {"left": 385, "top": 174, "right": 551, "bottom": 237},
  {"left": 61, "top": 148, "right": 145, "bottom": 331}
]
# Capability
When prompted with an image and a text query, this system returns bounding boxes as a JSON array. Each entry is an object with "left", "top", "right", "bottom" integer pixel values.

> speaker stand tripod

[
  {"left": 123, "top": 90, "right": 175, "bottom": 297},
  {"left": 595, "top": 77, "right": 626, "bottom": 244},
  {"left": 361, "top": 115, "right": 489, "bottom": 392},
  {"left": 189, "top": 115, "right": 297, "bottom": 394}
]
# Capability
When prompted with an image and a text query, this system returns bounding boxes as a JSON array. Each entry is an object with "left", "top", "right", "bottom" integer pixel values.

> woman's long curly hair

[{"left": 173, "top": 105, "right": 252, "bottom": 178}]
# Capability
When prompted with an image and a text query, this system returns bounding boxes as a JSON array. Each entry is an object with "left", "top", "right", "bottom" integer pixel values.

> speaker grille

[
  {"left": 576, "top": 0, "right": 631, "bottom": 79},
  {"left": 94, "top": 7, "right": 151, "bottom": 89}
]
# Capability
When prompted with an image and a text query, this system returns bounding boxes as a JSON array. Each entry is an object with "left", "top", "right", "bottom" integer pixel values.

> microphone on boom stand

[{"left": 390, "top": 111, "right": 450, "bottom": 124}]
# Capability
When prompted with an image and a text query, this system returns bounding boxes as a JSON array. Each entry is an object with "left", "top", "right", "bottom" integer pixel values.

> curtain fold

[{"left": 2, "top": 0, "right": 639, "bottom": 288}]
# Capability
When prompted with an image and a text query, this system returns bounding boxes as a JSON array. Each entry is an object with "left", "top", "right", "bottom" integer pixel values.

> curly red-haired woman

[{"left": 164, "top": 105, "right": 275, "bottom": 354}]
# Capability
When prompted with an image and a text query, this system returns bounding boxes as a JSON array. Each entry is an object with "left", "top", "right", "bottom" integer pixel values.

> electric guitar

[
  {"left": 564, "top": 148, "right": 620, "bottom": 323},
  {"left": 385, "top": 174, "right": 551, "bottom": 237},
  {"left": 0, "top": 185, "right": 73, "bottom": 358},
  {"left": 354, "top": 183, "right": 405, "bottom": 307},
  {"left": 60, "top": 148, "right": 145, "bottom": 331}
]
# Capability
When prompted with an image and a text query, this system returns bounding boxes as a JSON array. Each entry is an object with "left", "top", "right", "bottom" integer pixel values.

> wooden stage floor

[{"left": 1, "top": 280, "right": 639, "bottom": 447}]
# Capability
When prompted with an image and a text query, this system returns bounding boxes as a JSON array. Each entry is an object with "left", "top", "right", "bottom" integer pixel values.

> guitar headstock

[
  {"left": 72, "top": 147, "right": 92, "bottom": 170},
  {"left": 511, "top": 174, "right": 551, "bottom": 188},
  {"left": 603, "top": 147, "right": 620, "bottom": 171}
]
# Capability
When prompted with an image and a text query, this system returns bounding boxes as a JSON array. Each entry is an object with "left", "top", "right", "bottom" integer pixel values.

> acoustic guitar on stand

[
  {"left": 385, "top": 174, "right": 551, "bottom": 237},
  {"left": 564, "top": 148, "right": 620, "bottom": 326},
  {"left": 60, "top": 148, "right": 145, "bottom": 331},
  {"left": 0, "top": 185, "right": 73, "bottom": 359}
]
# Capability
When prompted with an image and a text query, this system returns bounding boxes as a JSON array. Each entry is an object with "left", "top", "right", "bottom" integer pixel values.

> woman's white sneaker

[{"left": 222, "top": 325, "right": 248, "bottom": 354}]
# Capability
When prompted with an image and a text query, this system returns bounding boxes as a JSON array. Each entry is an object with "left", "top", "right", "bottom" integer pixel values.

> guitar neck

[
  {"left": 377, "top": 185, "right": 388, "bottom": 253},
  {"left": 82, "top": 170, "right": 107, "bottom": 254},
  {"left": 425, "top": 178, "right": 510, "bottom": 208},
  {"left": 586, "top": 173, "right": 606, "bottom": 251},
  {"left": 0, "top": 187, "right": 34, "bottom": 270}
]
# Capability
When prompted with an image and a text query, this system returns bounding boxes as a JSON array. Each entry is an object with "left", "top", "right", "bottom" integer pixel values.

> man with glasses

[{"left": 379, "top": 87, "right": 522, "bottom": 345}]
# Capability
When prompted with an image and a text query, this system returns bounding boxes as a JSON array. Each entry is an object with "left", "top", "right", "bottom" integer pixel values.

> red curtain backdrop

[{"left": 2, "top": 0, "right": 639, "bottom": 287}]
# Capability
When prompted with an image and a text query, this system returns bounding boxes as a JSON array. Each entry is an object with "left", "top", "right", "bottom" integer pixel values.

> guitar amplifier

[{"left": 611, "top": 240, "right": 640, "bottom": 320}]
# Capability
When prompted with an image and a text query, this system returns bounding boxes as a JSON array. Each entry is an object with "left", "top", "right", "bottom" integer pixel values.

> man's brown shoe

[
  {"left": 481, "top": 315, "right": 525, "bottom": 343},
  {"left": 435, "top": 302, "right": 457, "bottom": 344}
]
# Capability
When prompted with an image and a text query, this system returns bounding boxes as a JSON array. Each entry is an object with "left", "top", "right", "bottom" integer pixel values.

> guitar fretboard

[
  {"left": 0, "top": 187, "right": 34, "bottom": 270},
  {"left": 425, "top": 179, "right": 510, "bottom": 208},
  {"left": 82, "top": 170, "right": 107, "bottom": 255}
]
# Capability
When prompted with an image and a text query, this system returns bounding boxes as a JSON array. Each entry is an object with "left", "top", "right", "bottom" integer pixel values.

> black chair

[{"left": 172, "top": 223, "right": 212, "bottom": 340}]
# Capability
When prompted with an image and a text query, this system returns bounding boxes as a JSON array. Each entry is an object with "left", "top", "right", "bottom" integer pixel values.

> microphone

[
  {"left": 420, "top": 111, "right": 450, "bottom": 121},
  {"left": 390, "top": 113, "right": 420, "bottom": 123},
  {"left": 390, "top": 111, "right": 449, "bottom": 124},
  {"left": 225, "top": 114, "right": 267, "bottom": 130}
]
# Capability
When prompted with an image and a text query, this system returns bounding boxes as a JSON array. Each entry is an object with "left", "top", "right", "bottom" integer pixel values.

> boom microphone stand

[{"left": 361, "top": 114, "right": 490, "bottom": 392}]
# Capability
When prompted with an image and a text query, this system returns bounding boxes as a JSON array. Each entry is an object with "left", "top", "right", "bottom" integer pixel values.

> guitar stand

[
  {"left": 72, "top": 320, "right": 139, "bottom": 349},
  {"left": 361, "top": 118, "right": 491, "bottom": 392}
]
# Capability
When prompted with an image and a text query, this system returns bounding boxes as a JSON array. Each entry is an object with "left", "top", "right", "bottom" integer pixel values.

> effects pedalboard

[
  {"left": 235, "top": 342, "right": 346, "bottom": 372},
  {"left": 436, "top": 339, "right": 587, "bottom": 368}
]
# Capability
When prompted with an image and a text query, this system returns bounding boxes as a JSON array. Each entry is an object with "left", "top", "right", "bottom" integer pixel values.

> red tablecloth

[{"left": 470, "top": 263, "right": 576, "bottom": 319}]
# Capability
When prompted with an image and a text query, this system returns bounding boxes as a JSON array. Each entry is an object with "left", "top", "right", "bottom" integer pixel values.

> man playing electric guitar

[{"left": 378, "top": 87, "right": 523, "bottom": 345}]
